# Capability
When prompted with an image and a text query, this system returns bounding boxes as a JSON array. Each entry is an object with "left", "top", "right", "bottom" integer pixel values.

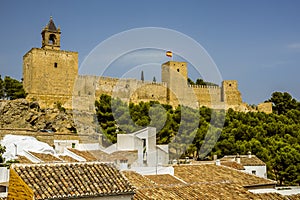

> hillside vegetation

[{"left": 96, "top": 92, "right": 300, "bottom": 186}]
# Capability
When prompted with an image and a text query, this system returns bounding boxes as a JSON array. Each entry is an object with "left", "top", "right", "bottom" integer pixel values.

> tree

[
  {"left": 196, "top": 78, "right": 206, "bottom": 85},
  {"left": 187, "top": 78, "right": 195, "bottom": 85},
  {"left": 267, "top": 92, "right": 298, "bottom": 114},
  {"left": 153, "top": 76, "right": 156, "bottom": 83},
  {"left": 0, "top": 144, "right": 6, "bottom": 163},
  {"left": 95, "top": 93, "right": 300, "bottom": 185},
  {"left": 0, "top": 75, "right": 4, "bottom": 98},
  {"left": 3, "top": 76, "right": 26, "bottom": 100},
  {"left": 141, "top": 71, "right": 144, "bottom": 82}
]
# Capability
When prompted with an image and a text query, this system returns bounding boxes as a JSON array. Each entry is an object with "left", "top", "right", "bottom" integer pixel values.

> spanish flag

[{"left": 166, "top": 51, "right": 173, "bottom": 57}]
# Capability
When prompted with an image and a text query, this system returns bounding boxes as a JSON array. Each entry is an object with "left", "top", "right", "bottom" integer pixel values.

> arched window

[{"left": 49, "top": 34, "right": 56, "bottom": 45}]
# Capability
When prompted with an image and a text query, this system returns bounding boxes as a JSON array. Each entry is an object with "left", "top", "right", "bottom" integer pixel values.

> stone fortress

[{"left": 23, "top": 17, "right": 272, "bottom": 114}]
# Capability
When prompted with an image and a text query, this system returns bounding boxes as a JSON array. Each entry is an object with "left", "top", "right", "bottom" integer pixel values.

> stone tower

[
  {"left": 221, "top": 80, "right": 242, "bottom": 105},
  {"left": 23, "top": 17, "right": 78, "bottom": 109},
  {"left": 162, "top": 61, "right": 195, "bottom": 107}
]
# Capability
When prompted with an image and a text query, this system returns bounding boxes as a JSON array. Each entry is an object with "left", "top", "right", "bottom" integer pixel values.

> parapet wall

[
  {"left": 189, "top": 85, "right": 222, "bottom": 108},
  {"left": 72, "top": 75, "right": 248, "bottom": 111},
  {"left": 96, "top": 77, "right": 167, "bottom": 104}
]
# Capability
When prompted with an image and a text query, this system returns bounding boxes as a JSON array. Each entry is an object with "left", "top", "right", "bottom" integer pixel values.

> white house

[
  {"left": 116, "top": 127, "right": 169, "bottom": 168},
  {"left": 221, "top": 152, "right": 267, "bottom": 178}
]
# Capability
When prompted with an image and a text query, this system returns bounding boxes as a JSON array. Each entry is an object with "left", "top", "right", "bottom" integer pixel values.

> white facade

[
  {"left": 116, "top": 127, "right": 169, "bottom": 167},
  {"left": 54, "top": 140, "right": 79, "bottom": 153},
  {"left": 0, "top": 167, "right": 9, "bottom": 183},
  {"left": 244, "top": 165, "right": 267, "bottom": 179}
]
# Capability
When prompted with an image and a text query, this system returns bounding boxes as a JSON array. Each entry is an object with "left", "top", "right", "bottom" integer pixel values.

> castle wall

[
  {"left": 96, "top": 77, "right": 168, "bottom": 105},
  {"left": 257, "top": 102, "right": 272, "bottom": 114},
  {"left": 190, "top": 85, "right": 222, "bottom": 108},
  {"left": 23, "top": 48, "right": 78, "bottom": 109}
]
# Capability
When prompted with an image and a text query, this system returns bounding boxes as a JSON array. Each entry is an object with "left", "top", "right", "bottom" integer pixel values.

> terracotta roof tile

[
  {"left": 67, "top": 148, "right": 97, "bottom": 161},
  {"left": 221, "top": 161, "right": 245, "bottom": 170},
  {"left": 254, "top": 193, "right": 286, "bottom": 200},
  {"left": 134, "top": 183, "right": 263, "bottom": 200},
  {"left": 221, "top": 155, "right": 266, "bottom": 166},
  {"left": 173, "top": 164, "right": 275, "bottom": 186},
  {"left": 145, "top": 174, "right": 185, "bottom": 186},
  {"left": 67, "top": 148, "right": 138, "bottom": 164},
  {"left": 110, "top": 150, "right": 138, "bottom": 163},
  {"left": 288, "top": 194, "right": 300, "bottom": 200},
  {"left": 122, "top": 171, "right": 156, "bottom": 189},
  {"left": 16, "top": 155, "right": 33, "bottom": 164},
  {"left": 58, "top": 155, "right": 79, "bottom": 162},
  {"left": 28, "top": 151, "right": 62, "bottom": 162},
  {"left": 122, "top": 166, "right": 291, "bottom": 200},
  {"left": 11, "top": 162, "right": 135, "bottom": 199}
]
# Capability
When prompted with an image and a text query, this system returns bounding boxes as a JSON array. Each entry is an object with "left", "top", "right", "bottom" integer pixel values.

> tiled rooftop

[
  {"left": 122, "top": 171, "right": 156, "bottom": 188},
  {"left": 134, "top": 183, "right": 262, "bottom": 200},
  {"left": 254, "top": 193, "right": 300, "bottom": 200},
  {"left": 221, "top": 155, "right": 266, "bottom": 166},
  {"left": 145, "top": 174, "right": 185, "bottom": 186},
  {"left": 288, "top": 194, "right": 300, "bottom": 200},
  {"left": 121, "top": 166, "right": 298, "bottom": 200},
  {"left": 173, "top": 164, "right": 275, "bottom": 186},
  {"left": 28, "top": 151, "right": 62, "bottom": 162},
  {"left": 67, "top": 148, "right": 138, "bottom": 164},
  {"left": 16, "top": 155, "right": 33, "bottom": 164},
  {"left": 221, "top": 161, "right": 245, "bottom": 170},
  {"left": 10, "top": 162, "right": 135, "bottom": 199},
  {"left": 58, "top": 155, "right": 79, "bottom": 162},
  {"left": 67, "top": 148, "right": 98, "bottom": 161},
  {"left": 110, "top": 150, "right": 138, "bottom": 163},
  {"left": 254, "top": 192, "right": 286, "bottom": 200}
]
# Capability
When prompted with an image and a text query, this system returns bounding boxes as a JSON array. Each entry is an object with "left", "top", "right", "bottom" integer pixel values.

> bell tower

[
  {"left": 41, "top": 16, "right": 61, "bottom": 50},
  {"left": 23, "top": 17, "right": 78, "bottom": 109}
]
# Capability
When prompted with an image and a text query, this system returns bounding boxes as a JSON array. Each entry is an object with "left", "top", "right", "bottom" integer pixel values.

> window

[
  {"left": 49, "top": 34, "right": 56, "bottom": 45},
  {"left": 252, "top": 170, "right": 256, "bottom": 175},
  {"left": 54, "top": 62, "right": 58, "bottom": 68},
  {"left": 229, "top": 83, "right": 232, "bottom": 86},
  {"left": 177, "top": 68, "right": 180, "bottom": 72},
  {"left": 72, "top": 143, "right": 76, "bottom": 148},
  {"left": 120, "top": 159, "right": 128, "bottom": 164},
  {"left": 142, "top": 139, "right": 147, "bottom": 163}
]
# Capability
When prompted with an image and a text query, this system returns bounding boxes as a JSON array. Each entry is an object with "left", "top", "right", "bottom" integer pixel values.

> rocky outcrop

[{"left": 0, "top": 99, "right": 76, "bottom": 133}]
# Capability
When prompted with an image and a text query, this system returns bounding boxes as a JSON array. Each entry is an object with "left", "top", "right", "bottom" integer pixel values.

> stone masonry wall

[
  {"left": 23, "top": 48, "right": 78, "bottom": 109},
  {"left": 191, "top": 85, "right": 222, "bottom": 108}
]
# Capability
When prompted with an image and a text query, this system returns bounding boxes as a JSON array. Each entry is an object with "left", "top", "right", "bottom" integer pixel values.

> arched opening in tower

[{"left": 49, "top": 34, "right": 56, "bottom": 45}]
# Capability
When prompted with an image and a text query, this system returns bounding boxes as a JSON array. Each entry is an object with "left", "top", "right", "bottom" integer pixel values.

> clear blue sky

[{"left": 0, "top": 0, "right": 300, "bottom": 104}]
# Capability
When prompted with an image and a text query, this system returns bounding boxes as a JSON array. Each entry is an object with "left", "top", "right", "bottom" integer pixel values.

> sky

[{"left": 0, "top": 0, "right": 300, "bottom": 104}]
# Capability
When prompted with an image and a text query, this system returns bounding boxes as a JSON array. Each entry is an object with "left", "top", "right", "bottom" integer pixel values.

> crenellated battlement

[
  {"left": 22, "top": 18, "right": 270, "bottom": 113},
  {"left": 188, "top": 84, "right": 220, "bottom": 89}
]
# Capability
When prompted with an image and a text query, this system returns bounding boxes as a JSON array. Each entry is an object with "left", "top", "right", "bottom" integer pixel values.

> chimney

[
  {"left": 235, "top": 153, "right": 240, "bottom": 164},
  {"left": 213, "top": 155, "right": 217, "bottom": 160},
  {"left": 119, "top": 159, "right": 128, "bottom": 170},
  {"left": 248, "top": 151, "right": 252, "bottom": 158},
  {"left": 215, "top": 159, "right": 220, "bottom": 166}
]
